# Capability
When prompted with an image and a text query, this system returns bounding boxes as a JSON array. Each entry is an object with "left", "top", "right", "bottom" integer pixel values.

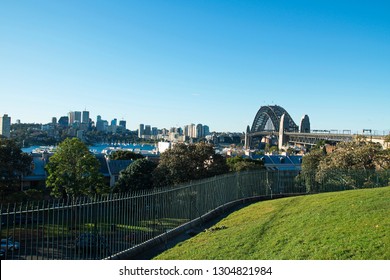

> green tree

[
  {"left": 153, "top": 143, "right": 229, "bottom": 187},
  {"left": 226, "top": 156, "right": 265, "bottom": 172},
  {"left": 114, "top": 158, "right": 157, "bottom": 192},
  {"left": 299, "top": 148, "right": 326, "bottom": 192},
  {"left": 376, "top": 149, "right": 390, "bottom": 170},
  {"left": 109, "top": 150, "right": 144, "bottom": 160},
  {"left": 269, "top": 146, "right": 279, "bottom": 154},
  {"left": 0, "top": 138, "right": 32, "bottom": 201},
  {"left": 315, "top": 140, "right": 383, "bottom": 189},
  {"left": 45, "top": 138, "right": 108, "bottom": 199},
  {"left": 317, "top": 141, "right": 382, "bottom": 172}
]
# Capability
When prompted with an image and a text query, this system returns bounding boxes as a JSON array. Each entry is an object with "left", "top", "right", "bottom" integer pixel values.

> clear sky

[{"left": 1, "top": 0, "right": 389, "bottom": 133}]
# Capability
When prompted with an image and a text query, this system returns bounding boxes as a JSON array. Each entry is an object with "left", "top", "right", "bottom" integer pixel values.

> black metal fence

[{"left": 1, "top": 169, "right": 389, "bottom": 260}]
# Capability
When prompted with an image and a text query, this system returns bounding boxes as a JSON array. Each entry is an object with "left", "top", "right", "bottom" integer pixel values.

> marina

[{"left": 22, "top": 143, "right": 158, "bottom": 156}]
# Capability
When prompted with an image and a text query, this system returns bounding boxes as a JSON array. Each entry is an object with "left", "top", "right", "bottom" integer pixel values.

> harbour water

[{"left": 22, "top": 143, "right": 156, "bottom": 155}]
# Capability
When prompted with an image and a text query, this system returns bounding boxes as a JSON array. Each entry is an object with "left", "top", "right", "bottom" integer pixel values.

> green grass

[{"left": 154, "top": 187, "right": 390, "bottom": 260}]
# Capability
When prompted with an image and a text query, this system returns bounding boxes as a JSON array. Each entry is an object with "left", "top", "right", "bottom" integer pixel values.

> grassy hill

[{"left": 154, "top": 187, "right": 390, "bottom": 260}]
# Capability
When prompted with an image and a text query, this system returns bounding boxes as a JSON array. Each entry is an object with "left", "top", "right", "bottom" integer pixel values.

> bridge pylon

[{"left": 244, "top": 125, "right": 251, "bottom": 150}]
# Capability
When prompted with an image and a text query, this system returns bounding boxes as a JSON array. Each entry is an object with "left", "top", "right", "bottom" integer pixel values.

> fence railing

[{"left": 1, "top": 169, "right": 389, "bottom": 260}]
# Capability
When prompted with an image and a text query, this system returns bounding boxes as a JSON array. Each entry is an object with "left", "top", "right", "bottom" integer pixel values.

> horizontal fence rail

[{"left": 1, "top": 169, "right": 389, "bottom": 260}]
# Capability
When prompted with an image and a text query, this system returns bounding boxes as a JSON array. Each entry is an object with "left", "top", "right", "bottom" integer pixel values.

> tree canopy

[
  {"left": 153, "top": 143, "right": 229, "bottom": 187},
  {"left": 226, "top": 156, "right": 265, "bottom": 172},
  {"left": 114, "top": 158, "right": 157, "bottom": 192},
  {"left": 299, "top": 139, "right": 390, "bottom": 192},
  {"left": 45, "top": 138, "right": 109, "bottom": 199},
  {"left": 0, "top": 138, "right": 32, "bottom": 201},
  {"left": 109, "top": 150, "right": 144, "bottom": 160}
]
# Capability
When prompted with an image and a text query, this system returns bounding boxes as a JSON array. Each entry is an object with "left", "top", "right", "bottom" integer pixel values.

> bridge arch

[{"left": 250, "top": 105, "right": 298, "bottom": 133}]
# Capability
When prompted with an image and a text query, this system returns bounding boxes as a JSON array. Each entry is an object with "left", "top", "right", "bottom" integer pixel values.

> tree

[
  {"left": 0, "top": 138, "right": 32, "bottom": 201},
  {"left": 376, "top": 149, "right": 390, "bottom": 170},
  {"left": 114, "top": 158, "right": 157, "bottom": 192},
  {"left": 109, "top": 150, "right": 144, "bottom": 160},
  {"left": 317, "top": 140, "right": 382, "bottom": 172},
  {"left": 315, "top": 140, "right": 384, "bottom": 189},
  {"left": 298, "top": 148, "right": 326, "bottom": 192},
  {"left": 226, "top": 156, "right": 265, "bottom": 172},
  {"left": 300, "top": 139, "right": 389, "bottom": 192},
  {"left": 153, "top": 143, "right": 229, "bottom": 187},
  {"left": 45, "top": 138, "right": 108, "bottom": 199}
]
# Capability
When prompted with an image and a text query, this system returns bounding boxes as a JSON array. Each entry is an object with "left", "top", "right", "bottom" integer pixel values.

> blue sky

[{"left": 1, "top": 0, "right": 389, "bottom": 133}]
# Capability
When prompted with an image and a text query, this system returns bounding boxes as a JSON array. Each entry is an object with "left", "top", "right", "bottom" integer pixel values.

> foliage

[
  {"left": 312, "top": 140, "right": 327, "bottom": 151},
  {"left": 109, "top": 150, "right": 144, "bottom": 160},
  {"left": 264, "top": 144, "right": 279, "bottom": 154},
  {"left": 376, "top": 149, "right": 390, "bottom": 169},
  {"left": 153, "top": 143, "right": 229, "bottom": 187},
  {"left": 10, "top": 123, "right": 57, "bottom": 146},
  {"left": 226, "top": 156, "right": 265, "bottom": 172},
  {"left": 45, "top": 138, "right": 109, "bottom": 199},
  {"left": 114, "top": 158, "right": 157, "bottom": 192},
  {"left": 154, "top": 187, "right": 390, "bottom": 260},
  {"left": 0, "top": 138, "right": 32, "bottom": 201},
  {"left": 2, "top": 188, "right": 45, "bottom": 203},
  {"left": 299, "top": 139, "right": 390, "bottom": 192},
  {"left": 298, "top": 148, "right": 326, "bottom": 192}
]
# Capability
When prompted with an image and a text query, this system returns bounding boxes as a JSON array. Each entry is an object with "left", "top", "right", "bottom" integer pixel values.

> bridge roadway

[
  {"left": 249, "top": 131, "right": 387, "bottom": 147},
  {"left": 285, "top": 132, "right": 353, "bottom": 145}
]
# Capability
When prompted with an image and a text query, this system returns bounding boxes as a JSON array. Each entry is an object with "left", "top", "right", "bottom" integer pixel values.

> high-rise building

[
  {"left": 58, "top": 116, "right": 69, "bottom": 127},
  {"left": 82, "top": 111, "right": 90, "bottom": 124},
  {"left": 183, "top": 125, "right": 189, "bottom": 137},
  {"left": 75, "top": 111, "right": 81, "bottom": 123},
  {"left": 189, "top": 123, "right": 195, "bottom": 138},
  {"left": 138, "top": 124, "right": 144, "bottom": 138},
  {"left": 0, "top": 114, "right": 11, "bottom": 138},
  {"left": 68, "top": 111, "right": 81, "bottom": 126},
  {"left": 96, "top": 119, "right": 108, "bottom": 132},
  {"left": 119, "top": 120, "right": 126, "bottom": 129},
  {"left": 144, "top": 125, "right": 151, "bottom": 136},
  {"left": 203, "top": 125, "right": 210, "bottom": 136},
  {"left": 196, "top": 124, "right": 203, "bottom": 139}
]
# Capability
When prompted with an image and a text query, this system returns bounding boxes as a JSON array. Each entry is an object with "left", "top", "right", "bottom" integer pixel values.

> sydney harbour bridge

[{"left": 244, "top": 105, "right": 386, "bottom": 150}]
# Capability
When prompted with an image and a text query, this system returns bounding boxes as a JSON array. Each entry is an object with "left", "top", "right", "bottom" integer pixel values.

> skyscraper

[
  {"left": 96, "top": 119, "right": 108, "bottom": 132},
  {"left": 144, "top": 125, "right": 151, "bottom": 137},
  {"left": 203, "top": 125, "right": 210, "bottom": 136},
  {"left": 82, "top": 111, "right": 90, "bottom": 124},
  {"left": 196, "top": 124, "right": 203, "bottom": 139},
  {"left": 0, "top": 114, "right": 11, "bottom": 138},
  {"left": 58, "top": 116, "right": 69, "bottom": 127},
  {"left": 75, "top": 111, "right": 81, "bottom": 123},
  {"left": 189, "top": 123, "right": 195, "bottom": 138},
  {"left": 138, "top": 124, "right": 144, "bottom": 138},
  {"left": 119, "top": 120, "right": 126, "bottom": 129},
  {"left": 183, "top": 125, "right": 189, "bottom": 137},
  {"left": 68, "top": 111, "right": 81, "bottom": 125}
]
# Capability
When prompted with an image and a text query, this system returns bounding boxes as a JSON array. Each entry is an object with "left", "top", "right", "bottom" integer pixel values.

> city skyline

[{"left": 1, "top": 1, "right": 389, "bottom": 132}]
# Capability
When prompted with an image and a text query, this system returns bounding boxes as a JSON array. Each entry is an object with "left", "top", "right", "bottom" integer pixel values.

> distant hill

[{"left": 154, "top": 187, "right": 390, "bottom": 260}]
